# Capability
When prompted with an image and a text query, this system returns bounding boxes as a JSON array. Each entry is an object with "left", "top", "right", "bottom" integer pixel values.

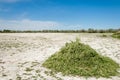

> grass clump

[
  {"left": 25, "top": 67, "right": 33, "bottom": 72},
  {"left": 112, "top": 32, "right": 120, "bottom": 39},
  {"left": 43, "top": 38, "right": 119, "bottom": 78},
  {"left": 101, "top": 34, "right": 107, "bottom": 37}
]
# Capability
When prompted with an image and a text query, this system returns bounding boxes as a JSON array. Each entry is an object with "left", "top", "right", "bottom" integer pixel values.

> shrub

[
  {"left": 43, "top": 39, "right": 119, "bottom": 78},
  {"left": 112, "top": 32, "right": 120, "bottom": 39}
]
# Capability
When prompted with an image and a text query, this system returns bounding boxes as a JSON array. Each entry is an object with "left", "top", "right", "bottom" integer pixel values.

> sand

[{"left": 0, "top": 33, "right": 120, "bottom": 80}]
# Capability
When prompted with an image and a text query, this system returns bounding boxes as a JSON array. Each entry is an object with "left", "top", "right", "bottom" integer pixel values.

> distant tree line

[{"left": 0, "top": 28, "right": 120, "bottom": 33}]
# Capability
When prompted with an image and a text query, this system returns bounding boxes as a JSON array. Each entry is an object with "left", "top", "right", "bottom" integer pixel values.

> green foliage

[
  {"left": 0, "top": 29, "right": 120, "bottom": 33},
  {"left": 25, "top": 67, "right": 33, "bottom": 72},
  {"left": 112, "top": 32, "right": 120, "bottom": 39},
  {"left": 43, "top": 39, "right": 119, "bottom": 78}
]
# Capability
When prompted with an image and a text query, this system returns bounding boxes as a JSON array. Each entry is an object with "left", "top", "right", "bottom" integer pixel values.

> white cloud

[
  {"left": 0, "top": 19, "right": 61, "bottom": 30},
  {"left": 0, "top": 19, "right": 84, "bottom": 30}
]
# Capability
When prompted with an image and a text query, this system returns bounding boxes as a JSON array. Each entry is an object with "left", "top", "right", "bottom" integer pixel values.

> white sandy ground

[{"left": 0, "top": 33, "right": 120, "bottom": 80}]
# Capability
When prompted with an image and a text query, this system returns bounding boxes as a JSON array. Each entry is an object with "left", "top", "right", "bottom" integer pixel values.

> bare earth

[{"left": 0, "top": 33, "right": 120, "bottom": 80}]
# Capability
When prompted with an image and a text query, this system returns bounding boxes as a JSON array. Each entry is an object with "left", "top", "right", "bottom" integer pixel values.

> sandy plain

[{"left": 0, "top": 33, "right": 120, "bottom": 80}]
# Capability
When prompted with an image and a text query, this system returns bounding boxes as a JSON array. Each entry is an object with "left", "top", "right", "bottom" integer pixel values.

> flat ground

[{"left": 0, "top": 33, "right": 120, "bottom": 80}]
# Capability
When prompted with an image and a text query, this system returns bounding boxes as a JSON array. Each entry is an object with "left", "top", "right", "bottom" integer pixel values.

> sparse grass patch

[
  {"left": 37, "top": 74, "right": 44, "bottom": 79},
  {"left": 25, "top": 67, "right": 33, "bottom": 72},
  {"left": 44, "top": 70, "right": 62, "bottom": 80},
  {"left": 43, "top": 38, "right": 120, "bottom": 78},
  {"left": 0, "top": 42, "right": 25, "bottom": 49},
  {"left": 112, "top": 32, "right": 120, "bottom": 39},
  {"left": 101, "top": 34, "right": 107, "bottom": 37},
  {"left": 35, "top": 69, "right": 41, "bottom": 73},
  {"left": 16, "top": 76, "right": 22, "bottom": 80},
  {"left": 31, "top": 61, "right": 40, "bottom": 67},
  {"left": 2, "top": 73, "right": 7, "bottom": 77},
  {"left": 44, "top": 71, "right": 50, "bottom": 76},
  {"left": 18, "top": 62, "right": 28, "bottom": 67},
  {"left": 23, "top": 73, "right": 32, "bottom": 75}
]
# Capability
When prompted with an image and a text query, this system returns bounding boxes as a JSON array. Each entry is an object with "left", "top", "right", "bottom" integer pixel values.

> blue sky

[{"left": 0, "top": 0, "right": 120, "bottom": 30}]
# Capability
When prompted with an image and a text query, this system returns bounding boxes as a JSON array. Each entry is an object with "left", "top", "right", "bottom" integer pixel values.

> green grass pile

[
  {"left": 112, "top": 32, "right": 120, "bottom": 39},
  {"left": 43, "top": 39, "right": 119, "bottom": 77}
]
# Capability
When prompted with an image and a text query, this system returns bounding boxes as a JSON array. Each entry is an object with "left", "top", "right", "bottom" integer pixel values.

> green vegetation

[
  {"left": 0, "top": 42, "right": 26, "bottom": 49},
  {"left": 44, "top": 70, "right": 62, "bottom": 80},
  {"left": 100, "top": 34, "right": 107, "bottom": 37},
  {"left": 43, "top": 39, "right": 119, "bottom": 78},
  {"left": 16, "top": 76, "right": 22, "bottom": 80},
  {"left": 31, "top": 61, "right": 40, "bottom": 67},
  {"left": 112, "top": 32, "right": 120, "bottom": 39},
  {"left": 0, "top": 28, "right": 120, "bottom": 33},
  {"left": 25, "top": 67, "right": 33, "bottom": 72}
]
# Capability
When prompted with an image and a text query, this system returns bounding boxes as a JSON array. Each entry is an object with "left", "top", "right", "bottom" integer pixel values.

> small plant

[
  {"left": 43, "top": 39, "right": 120, "bottom": 78},
  {"left": 44, "top": 71, "right": 49, "bottom": 76},
  {"left": 23, "top": 73, "right": 32, "bottom": 75},
  {"left": 36, "top": 70, "right": 41, "bottom": 73},
  {"left": 25, "top": 67, "right": 33, "bottom": 72},
  {"left": 2, "top": 73, "right": 7, "bottom": 77},
  {"left": 31, "top": 61, "right": 40, "bottom": 67},
  {"left": 16, "top": 76, "right": 22, "bottom": 80},
  {"left": 101, "top": 34, "right": 107, "bottom": 37},
  {"left": 112, "top": 32, "right": 120, "bottom": 39}
]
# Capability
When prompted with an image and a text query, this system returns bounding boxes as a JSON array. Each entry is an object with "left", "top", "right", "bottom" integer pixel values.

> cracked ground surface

[{"left": 0, "top": 33, "right": 120, "bottom": 80}]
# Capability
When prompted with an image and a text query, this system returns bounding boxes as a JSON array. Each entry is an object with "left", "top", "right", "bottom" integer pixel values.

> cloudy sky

[{"left": 0, "top": 0, "right": 120, "bottom": 30}]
